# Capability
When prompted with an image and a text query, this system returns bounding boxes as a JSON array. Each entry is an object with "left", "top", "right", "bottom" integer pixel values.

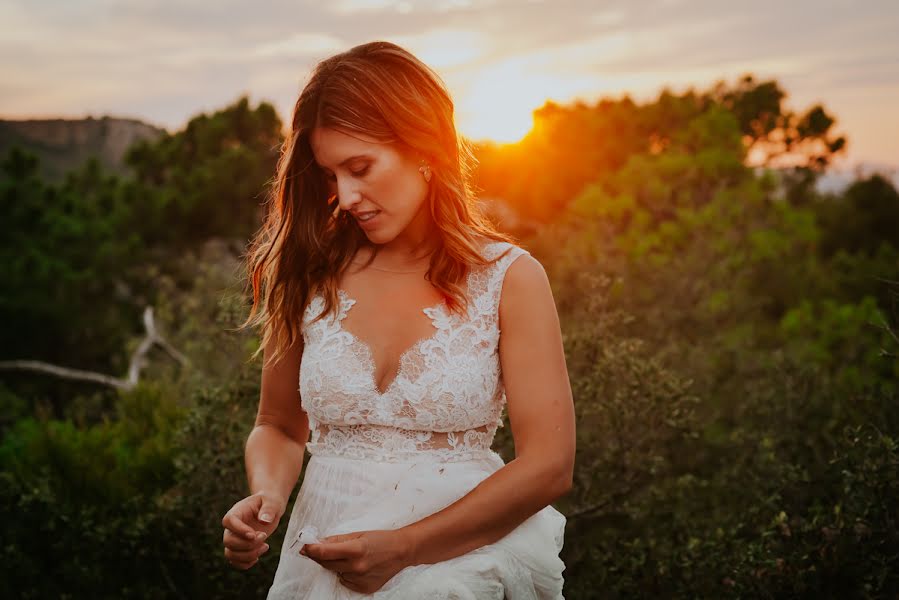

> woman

[{"left": 221, "top": 40, "right": 576, "bottom": 599}]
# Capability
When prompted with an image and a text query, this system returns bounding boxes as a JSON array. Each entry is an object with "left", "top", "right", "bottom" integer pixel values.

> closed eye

[{"left": 322, "top": 166, "right": 369, "bottom": 180}]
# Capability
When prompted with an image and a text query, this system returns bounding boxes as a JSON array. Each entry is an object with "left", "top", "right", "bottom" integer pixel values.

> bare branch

[
  {"left": 0, "top": 305, "right": 187, "bottom": 391},
  {"left": 0, "top": 360, "right": 133, "bottom": 390}
]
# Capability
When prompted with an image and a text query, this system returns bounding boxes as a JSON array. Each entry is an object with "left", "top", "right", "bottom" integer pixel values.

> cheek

[{"left": 373, "top": 161, "right": 425, "bottom": 213}]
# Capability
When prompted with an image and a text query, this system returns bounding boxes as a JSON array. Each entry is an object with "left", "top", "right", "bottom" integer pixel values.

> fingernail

[
  {"left": 260, "top": 513, "right": 272, "bottom": 523},
  {"left": 262, "top": 543, "right": 270, "bottom": 553},
  {"left": 256, "top": 531, "right": 267, "bottom": 540}
]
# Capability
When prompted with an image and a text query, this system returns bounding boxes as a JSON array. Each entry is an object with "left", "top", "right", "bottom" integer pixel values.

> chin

[{"left": 362, "top": 228, "right": 394, "bottom": 245}]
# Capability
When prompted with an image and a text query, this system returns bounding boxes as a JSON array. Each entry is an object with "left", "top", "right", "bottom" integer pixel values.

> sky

[{"left": 2, "top": 0, "right": 898, "bottom": 173}]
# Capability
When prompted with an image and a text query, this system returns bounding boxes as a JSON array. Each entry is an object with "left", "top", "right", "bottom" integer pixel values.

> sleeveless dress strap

[{"left": 476, "top": 241, "right": 531, "bottom": 322}]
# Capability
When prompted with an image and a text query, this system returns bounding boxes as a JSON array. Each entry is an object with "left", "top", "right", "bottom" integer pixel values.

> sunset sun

[
  {"left": 453, "top": 61, "right": 549, "bottom": 144},
  {"left": 458, "top": 96, "right": 535, "bottom": 144}
]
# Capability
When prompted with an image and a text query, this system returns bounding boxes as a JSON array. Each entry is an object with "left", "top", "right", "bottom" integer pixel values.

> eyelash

[{"left": 325, "top": 166, "right": 369, "bottom": 181}]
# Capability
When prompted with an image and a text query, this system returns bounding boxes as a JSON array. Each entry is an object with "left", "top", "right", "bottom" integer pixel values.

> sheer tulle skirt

[{"left": 266, "top": 452, "right": 566, "bottom": 599}]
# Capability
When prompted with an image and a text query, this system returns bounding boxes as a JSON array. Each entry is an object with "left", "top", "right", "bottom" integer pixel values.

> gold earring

[{"left": 418, "top": 160, "right": 432, "bottom": 183}]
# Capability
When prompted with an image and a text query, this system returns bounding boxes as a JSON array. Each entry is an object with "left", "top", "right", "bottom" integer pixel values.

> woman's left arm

[{"left": 400, "top": 253, "right": 576, "bottom": 565}]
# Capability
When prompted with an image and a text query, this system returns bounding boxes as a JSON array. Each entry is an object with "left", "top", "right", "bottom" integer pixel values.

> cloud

[
  {"left": 389, "top": 29, "right": 492, "bottom": 68},
  {"left": 330, "top": 0, "right": 406, "bottom": 15},
  {"left": 251, "top": 33, "right": 346, "bottom": 60}
]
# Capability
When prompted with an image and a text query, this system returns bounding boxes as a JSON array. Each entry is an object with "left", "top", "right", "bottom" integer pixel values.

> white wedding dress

[{"left": 266, "top": 241, "right": 567, "bottom": 599}]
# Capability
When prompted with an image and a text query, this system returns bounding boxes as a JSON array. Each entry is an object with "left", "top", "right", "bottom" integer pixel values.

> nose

[{"left": 335, "top": 176, "right": 362, "bottom": 212}]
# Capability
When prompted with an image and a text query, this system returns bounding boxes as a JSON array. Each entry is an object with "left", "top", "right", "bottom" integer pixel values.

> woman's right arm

[
  {"left": 222, "top": 335, "right": 309, "bottom": 569},
  {"left": 245, "top": 334, "right": 310, "bottom": 519}
]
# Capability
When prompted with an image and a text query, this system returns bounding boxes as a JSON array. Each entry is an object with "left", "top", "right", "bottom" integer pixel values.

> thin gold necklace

[
  {"left": 358, "top": 263, "right": 429, "bottom": 274},
  {"left": 352, "top": 249, "right": 434, "bottom": 274}
]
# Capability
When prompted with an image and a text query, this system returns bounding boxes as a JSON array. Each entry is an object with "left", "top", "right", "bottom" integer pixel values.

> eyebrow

[{"left": 316, "top": 154, "right": 372, "bottom": 171}]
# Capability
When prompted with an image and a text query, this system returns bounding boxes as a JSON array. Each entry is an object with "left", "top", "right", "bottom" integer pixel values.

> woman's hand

[
  {"left": 301, "top": 529, "right": 414, "bottom": 594},
  {"left": 221, "top": 491, "right": 287, "bottom": 570}
]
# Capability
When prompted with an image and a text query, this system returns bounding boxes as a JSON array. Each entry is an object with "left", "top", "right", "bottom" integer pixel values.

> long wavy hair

[{"left": 241, "top": 40, "right": 514, "bottom": 367}]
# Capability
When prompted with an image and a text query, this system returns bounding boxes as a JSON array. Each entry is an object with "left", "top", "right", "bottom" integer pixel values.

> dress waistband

[{"left": 305, "top": 422, "right": 498, "bottom": 463}]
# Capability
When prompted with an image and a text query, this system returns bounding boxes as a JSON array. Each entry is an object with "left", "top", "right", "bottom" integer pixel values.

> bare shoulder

[
  {"left": 499, "top": 251, "right": 557, "bottom": 325},
  {"left": 504, "top": 250, "right": 547, "bottom": 286}
]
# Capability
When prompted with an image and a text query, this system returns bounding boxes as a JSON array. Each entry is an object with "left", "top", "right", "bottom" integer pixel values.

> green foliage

[
  {"left": 516, "top": 76, "right": 896, "bottom": 597},
  {"left": 159, "top": 375, "right": 293, "bottom": 598},
  {"left": 1, "top": 380, "right": 187, "bottom": 598},
  {"left": 738, "top": 424, "right": 899, "bottom": 598},
  {"left": 0, "top": 97, "right": 280, "bottom": 420},
  {"left": 475, "top": 75, "right": 846, "bottom": 223},
  {"left": 528, "top": 239, "right": 899, "bottom": 597},
  {"left": 124, "top": 96, "right": 282, "bottom": 244},
  {"left": 779, "top": 297, "right": 898, "bottom": 394},
  {"left": 1, "top": 245, "right": 274, "bottom": 598},
  {"left": 817, "top": 174, "right": 899, "bottom": 258},
  {"left": 0, "top": 381, "right": 183, "bottom": 499},
  {"left": 0, "top": 150, "right": 144, "bottom": 370}
]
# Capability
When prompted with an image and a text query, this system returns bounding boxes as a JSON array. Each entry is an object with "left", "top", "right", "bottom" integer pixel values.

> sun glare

[
  {"left": 453, "top": 61, "right": 551, "bottom": 144},
  {"left": 393, "top": 30, "right": 535, "bottom": 143},
  {"left": 458, "top": 102, "right": 534, "bottom": 144}
]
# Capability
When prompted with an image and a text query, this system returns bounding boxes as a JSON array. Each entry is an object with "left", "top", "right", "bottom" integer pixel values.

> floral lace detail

[
  {"left": 306, "top": 423, "right": 496, "bottom": 462},
  {"left": 299, "top": 241, "right": 528, "bottom": 463}
]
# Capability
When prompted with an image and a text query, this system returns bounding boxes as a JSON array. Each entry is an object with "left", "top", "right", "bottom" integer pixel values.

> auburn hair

[{"left": 240, "top": 40, "right": 514, "bottom": 367}]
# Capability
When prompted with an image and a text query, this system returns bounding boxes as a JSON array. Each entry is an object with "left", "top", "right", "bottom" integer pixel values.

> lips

[{"left": 353, "top": 210, "right": 381, "bottom": 228}]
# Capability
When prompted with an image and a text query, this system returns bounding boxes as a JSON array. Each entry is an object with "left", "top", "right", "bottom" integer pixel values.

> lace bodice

[{"left": 299, "top": 241, "right": 529, "bottom": 462}]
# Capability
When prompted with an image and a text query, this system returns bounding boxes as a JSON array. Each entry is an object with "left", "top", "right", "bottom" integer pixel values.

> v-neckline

[{"left": 335, "top": 288, "right": 448, "bottom": 397}]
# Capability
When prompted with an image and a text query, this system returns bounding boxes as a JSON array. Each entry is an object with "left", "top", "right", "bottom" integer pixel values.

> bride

[{"left": 221, "top": 40, "right": 576, "bottom": 599}]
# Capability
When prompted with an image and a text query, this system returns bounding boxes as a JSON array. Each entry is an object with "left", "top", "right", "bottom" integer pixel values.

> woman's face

[{"left": 310, "top": 126, "right": 431, "bottom": 246}]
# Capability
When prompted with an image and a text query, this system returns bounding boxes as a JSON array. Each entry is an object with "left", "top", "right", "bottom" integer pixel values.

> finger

[
  {"left": 299, "top": 549, "right": 352, "bottom": 572},
  {"left": 320, "top": 533, "right": 358, "bottom": 543},
  {"left": 222, "top": 512, "right": 258, "bottom": 541},
  {"left": 257, "top": 499, "right": 282, "bottom": 525},
  {"left": 227, "top": 557, "right": 257, "bottom": 571},
  {"left": 225, "top": 543, "right": 270, "bottom": 565},
  {"left": 304, "top": 539, "right": 361, "bottom": 561},
  {"left": 224, "top": 528, "right": 268, "bottom": 551},
  {"left": 310, "top": 557, "right": 355, "bottom": 572},
  {"left": 225, "top": 546, "right": 260, "bottom": 563}
]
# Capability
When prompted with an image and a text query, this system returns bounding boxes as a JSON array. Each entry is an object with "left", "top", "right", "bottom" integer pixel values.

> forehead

[{"left": 309, "top": 127, "right": 391, "bottom": 167}]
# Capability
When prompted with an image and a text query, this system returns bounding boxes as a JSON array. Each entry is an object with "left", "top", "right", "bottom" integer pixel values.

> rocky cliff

[{"left": 0, "top": 116, "right": 167, "bottom": 181}]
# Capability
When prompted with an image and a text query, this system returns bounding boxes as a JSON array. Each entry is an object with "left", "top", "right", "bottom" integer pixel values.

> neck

[{"left": 373, "top": 202, "right": 439, "bottom": 266}]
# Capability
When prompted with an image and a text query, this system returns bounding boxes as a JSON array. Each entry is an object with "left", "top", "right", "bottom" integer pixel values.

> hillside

[{"left": 0, "top": 116, "right": 166, "bottom": 181}]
